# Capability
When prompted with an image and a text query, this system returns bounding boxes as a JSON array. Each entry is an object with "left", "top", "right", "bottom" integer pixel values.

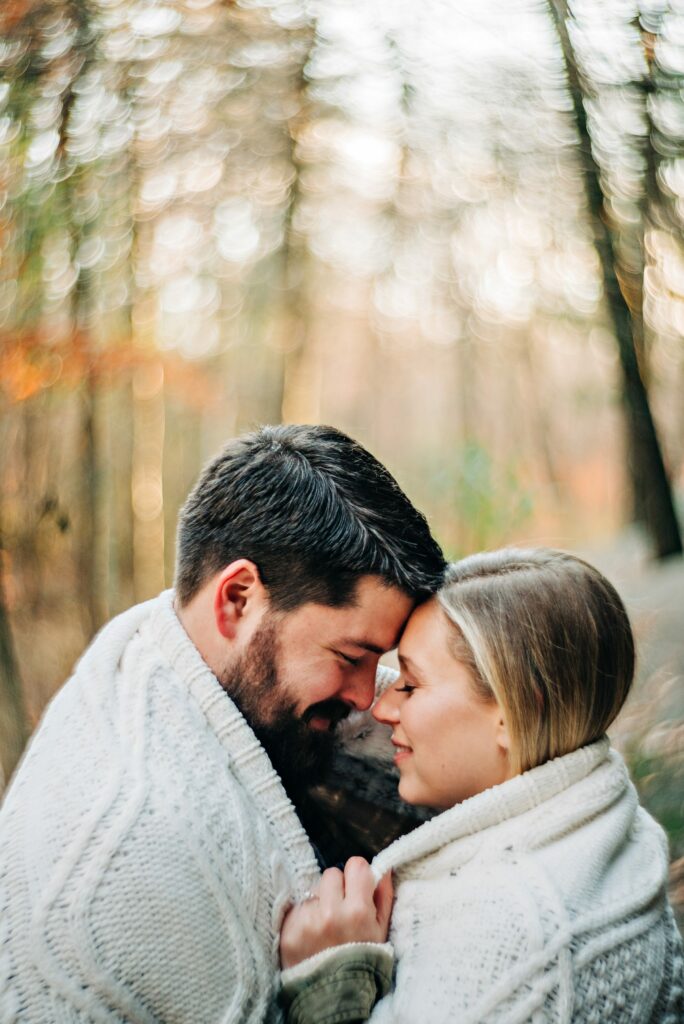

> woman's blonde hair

[{"left": 437, "top": 548, "right": 635, "bottom": 775}]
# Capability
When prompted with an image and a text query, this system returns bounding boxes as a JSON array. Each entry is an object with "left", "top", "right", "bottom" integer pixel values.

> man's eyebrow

[{"left": 339, "top": 638, "right": 387, "bottom": 655}]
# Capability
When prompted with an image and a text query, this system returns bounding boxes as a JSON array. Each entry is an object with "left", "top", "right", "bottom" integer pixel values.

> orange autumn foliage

[{"left": 0, "top": 331, "right": 221, "bottom": 409}]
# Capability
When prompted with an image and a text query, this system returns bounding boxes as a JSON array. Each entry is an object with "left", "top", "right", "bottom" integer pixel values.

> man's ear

[{"left": 213, "top": 559, "right": 267, "bottom": 640}]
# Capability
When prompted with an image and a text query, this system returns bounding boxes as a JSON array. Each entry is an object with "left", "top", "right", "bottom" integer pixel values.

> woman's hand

[{"left": 280, "top": 857, "right": 394, "bottom": 970}]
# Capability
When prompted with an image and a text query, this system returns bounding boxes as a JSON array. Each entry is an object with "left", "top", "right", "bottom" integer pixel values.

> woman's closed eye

[{"left": 395, "top": 684, "right": 415, "bottom": 694}]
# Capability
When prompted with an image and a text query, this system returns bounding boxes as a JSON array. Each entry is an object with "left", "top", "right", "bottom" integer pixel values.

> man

[{"left": 0, "top": 424, "right": 445, "bottom": 1023}]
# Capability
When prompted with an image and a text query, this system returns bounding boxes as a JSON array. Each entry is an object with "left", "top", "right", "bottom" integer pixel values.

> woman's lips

[{"left": 392, "top": 738, "right": 412, "bottom": 763}]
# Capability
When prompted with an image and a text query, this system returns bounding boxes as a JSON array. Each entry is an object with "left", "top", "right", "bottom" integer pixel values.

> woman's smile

[{"left": 391, "top": 736, "right": 412, "bottom": 764}]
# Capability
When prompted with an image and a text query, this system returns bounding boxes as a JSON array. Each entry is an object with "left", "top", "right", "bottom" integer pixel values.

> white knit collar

[
  {"left": 372, "top": 737, "right": 623, "bottom": 880},
  {"left": 143, "top": 590, "right": 320, "bottom": 895}
]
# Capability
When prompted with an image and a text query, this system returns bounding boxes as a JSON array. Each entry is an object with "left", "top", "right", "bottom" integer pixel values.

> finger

[
  {"left": 373, "top": 871, "right": 394, "bottom": 931},
  {"left": 343, "top": 857, "right": 375, "bottom": 906},
  {"left": 318, "top": 866, "right": 345, "bottom": 904},
  {"left": 342, "top": 857, "right": 383, "bottom": 939}
]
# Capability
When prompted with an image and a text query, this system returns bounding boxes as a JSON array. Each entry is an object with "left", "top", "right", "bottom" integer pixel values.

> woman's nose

[{"left": 372, "top": 685, "right": 401, "bottom": 724}]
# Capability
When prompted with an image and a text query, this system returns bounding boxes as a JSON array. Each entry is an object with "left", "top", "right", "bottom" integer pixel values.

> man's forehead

[
  {"left": 339, "top": 585, "right": 415, "bottom": 650},
  {"left": 282, "top": 581, "right": 414, "bottom": 649},
  {"left": 335, "top": 608, "right": 411, "bottom": 652}
]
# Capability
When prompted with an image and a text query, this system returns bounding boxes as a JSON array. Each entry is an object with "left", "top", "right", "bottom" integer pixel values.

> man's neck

[{"left": 174, "top": 589, "right": 227, "bottom": 681}]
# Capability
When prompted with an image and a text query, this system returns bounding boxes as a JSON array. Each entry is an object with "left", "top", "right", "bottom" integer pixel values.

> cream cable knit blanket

[
  {"left": 354, "top": 738, "right": 683, "bottom": 1024},
  {"left": 0, "top": 591, "right": 321, "bottom": 1023}
]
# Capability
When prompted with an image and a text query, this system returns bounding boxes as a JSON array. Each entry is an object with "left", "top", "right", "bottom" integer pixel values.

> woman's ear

[
  {"left": 213, "top": 559, "right": 266, "bottom": 640},
  {"left": 494, "top": 709, "right": 512, "bottom": 759}
]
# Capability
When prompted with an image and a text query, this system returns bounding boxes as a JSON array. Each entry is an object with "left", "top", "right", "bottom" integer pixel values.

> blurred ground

[{"left": 580, "top": 530, "right": 684, "bottom": 932}]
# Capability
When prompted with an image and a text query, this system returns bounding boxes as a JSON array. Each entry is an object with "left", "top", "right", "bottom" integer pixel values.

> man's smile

[{"left": 302, "top": 699, "right": 352, "bottom": 732}]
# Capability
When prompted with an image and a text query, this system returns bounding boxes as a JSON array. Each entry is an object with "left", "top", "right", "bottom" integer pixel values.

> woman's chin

[
  {"left": 397, "top": 773, "right": 466, "bottom": 811},
  {"left": 397, "top": 777, "right": 414, "bottom": 805},
  {"left": 397, "top": 776, "right": 430, "bottom": 808}
]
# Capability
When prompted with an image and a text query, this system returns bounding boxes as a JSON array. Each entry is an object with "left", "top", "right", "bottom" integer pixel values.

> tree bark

[
  {"left": 0, "top": 537, "right": 28, "bottom": 790},
  {"left": 77, "top": 371, "right": 99, "bottom": 634},
  {"left": 277, "top": 57, "right": 314, "bottom": 424},
  {"left": 548, "top": 0, "right": 682, "bottom": 558}
]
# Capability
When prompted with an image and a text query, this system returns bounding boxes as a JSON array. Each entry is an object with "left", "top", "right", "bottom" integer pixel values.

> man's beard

[{"left": 218, "top": 615, "right": 348, "bottom": 799}]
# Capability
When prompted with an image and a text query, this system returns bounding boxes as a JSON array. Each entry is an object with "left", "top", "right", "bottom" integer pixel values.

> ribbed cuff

[{"left": 280, "top": 943, "right": 394, "bottom": 1024}]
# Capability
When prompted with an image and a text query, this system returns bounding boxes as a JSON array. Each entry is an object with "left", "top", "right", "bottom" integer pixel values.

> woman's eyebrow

[{"left": 398, "top": 653, "right": 422, "bottom": 678}]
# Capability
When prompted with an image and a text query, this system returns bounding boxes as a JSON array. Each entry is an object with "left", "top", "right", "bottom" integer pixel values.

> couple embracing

[{"left": 1, "top": 424, "right": 681, "bottom": 1024}]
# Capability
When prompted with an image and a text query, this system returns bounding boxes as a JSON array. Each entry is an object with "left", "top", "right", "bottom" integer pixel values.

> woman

[{"left": 279, "top": 548, "right": 684, "bottom": 1024}]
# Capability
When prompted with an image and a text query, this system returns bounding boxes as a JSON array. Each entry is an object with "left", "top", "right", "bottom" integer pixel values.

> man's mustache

[{"left": 302, "top": 699, "right": 351, "bottom": 729}]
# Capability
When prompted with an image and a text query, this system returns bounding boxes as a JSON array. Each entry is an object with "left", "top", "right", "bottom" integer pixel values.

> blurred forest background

[{"left": 0, "top": 0, "right": 683, "bottom": 914}]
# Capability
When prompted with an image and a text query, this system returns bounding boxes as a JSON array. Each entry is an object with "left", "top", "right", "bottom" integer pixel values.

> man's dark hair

[{"left": 175, "top": 424, "right": 445, "bottom": 610}]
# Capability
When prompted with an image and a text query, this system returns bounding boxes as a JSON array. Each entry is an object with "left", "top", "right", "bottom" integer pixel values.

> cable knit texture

[
  {"left": 0, "top": 591, "right": 321, "bottom": 1024},
  {"left": 353, "top": 738, "right": 683, "bottom": 1024},
  {"left": 281, "top": 730, "right": 683, "bottom": 1024}
]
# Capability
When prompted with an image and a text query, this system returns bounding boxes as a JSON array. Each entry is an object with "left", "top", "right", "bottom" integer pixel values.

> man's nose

[{"left": 340, "top": 666, "right": 377, "bottom": 712}]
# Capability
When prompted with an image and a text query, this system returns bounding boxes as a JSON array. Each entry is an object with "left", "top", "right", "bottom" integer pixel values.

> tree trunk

[
  {"left": 548, "top": 0, "right": 682, "bottom": 558},
  {"left": 77, "top": 371, "right": 98, "bottom": 636},
  {"left": 278, "top": 60, "right": 314, "bottom": 424},
  {"left": 0, "top": 540, "right": 27, "bottom": 790}
]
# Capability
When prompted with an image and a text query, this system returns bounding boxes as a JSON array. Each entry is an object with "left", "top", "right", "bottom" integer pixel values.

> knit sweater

[
  {"left": 0, "top": 591, "right": 322, "bottom": 1024},
  {"left": 281, "top": 738, "right": 684, "bottom": 1024}
]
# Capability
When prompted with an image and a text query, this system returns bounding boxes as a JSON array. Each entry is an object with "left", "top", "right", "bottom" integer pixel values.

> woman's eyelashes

[{"left": 395, "top": 683, "right": 415, "bottom": 694}]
